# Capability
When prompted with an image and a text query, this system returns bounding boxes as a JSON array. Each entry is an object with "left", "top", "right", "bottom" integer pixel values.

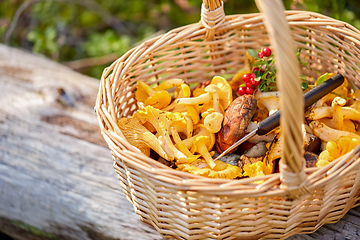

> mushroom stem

[
  {"left": 205, "top": 84, "right": 221, "bottom": 113},
  {"left": 159, "top": 132, "right": 187, "bottom": 163},
  {"left": 182, "top": 125, "right": 214, "bottom": 151},
  {"left": 306, "top": 106, "right": 360, "bottom": 122},
  {"left": 331, "top": 97, "right": 346, "bottom": 130},
  {"left": 170, "top": 127, "right": 198, "bottom": 163},
  {"left": 309, "top": 120, "right": 360, "bottom": 142},
  {"left": 176, "top": 93, "right": 212, "bottom": 105},
  {"left": 191, "top": 137, "right": 216, "bottom": 169}
]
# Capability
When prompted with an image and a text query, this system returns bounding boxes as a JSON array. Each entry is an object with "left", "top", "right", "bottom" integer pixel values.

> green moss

[
  {"left": 12, "top": 221, "right": 57, "bottom": 239},
  {"left": 0, "top": 216, "right": 58, "bottom": 240}
]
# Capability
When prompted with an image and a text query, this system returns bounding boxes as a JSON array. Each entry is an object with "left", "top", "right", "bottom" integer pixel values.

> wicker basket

[{"left": 95, "top": 0, "right": 360, "bottom": 239}]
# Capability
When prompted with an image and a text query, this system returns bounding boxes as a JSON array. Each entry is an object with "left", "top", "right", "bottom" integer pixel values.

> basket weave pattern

[{"left": 95, "top": 0, "right": 360, "bottom": 239}]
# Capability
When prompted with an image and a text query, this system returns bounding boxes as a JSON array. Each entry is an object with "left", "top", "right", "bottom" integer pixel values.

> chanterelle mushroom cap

[
  {"left": 210, "top": 76, "right": 233, "bottom": 110},
  {"left": 257, "top": 96, "right": 280, "bottom": 116},
  {"left": 191, "top": 136, "right": 216, "bottom": 169},
  {"left": 204, "top": 112, "right": 223, "bottom": 133},
  {"left": 135, "top": 80, "right": 172, "bottom": 109},
  {"left": 317, "top": 136, "right": 359, "bottom": 167},
  {"left": 176, "top": 159, "right": 242, "bottom": 179},
  {"left": 314, "top": 76, "right": 349, "bottom": 107},
  {"left": 117, "top": 117, "right": 168, "bottom": 159},
  {"left": 145, "top": 91, "right": 172, "bottom": 109},
  {"left": 203, "top": 84, "right": 224, "bottom": 133}
]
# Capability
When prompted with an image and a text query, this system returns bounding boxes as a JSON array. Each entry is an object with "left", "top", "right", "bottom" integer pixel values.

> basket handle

[
  {"left": 201, "top": 0, "right": 225, "bottom": 39},
  {"left": 202, "top": 0, "right": 309, "bottom": 198}
]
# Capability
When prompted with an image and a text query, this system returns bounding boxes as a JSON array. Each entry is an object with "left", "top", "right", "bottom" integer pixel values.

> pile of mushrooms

[
  {"left": 117, "top": 72, "right": 360, "bottom": 180},
  {"left": 118, "top": 76, "right": 246, "bottom": 179},
  {"left": 305, "top": 77, "right": 360, "bottom": 167}
]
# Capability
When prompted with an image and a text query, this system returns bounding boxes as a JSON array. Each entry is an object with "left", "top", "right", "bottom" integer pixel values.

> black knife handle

[
  {"left": 257, "top": 110, "right": 281, "bottom": 135},
  {"left": 303, "top": 73, "right": 344, "bottom": 108},
  {"left": 257, "top": 74, "right": 344, "bottom": 136}
]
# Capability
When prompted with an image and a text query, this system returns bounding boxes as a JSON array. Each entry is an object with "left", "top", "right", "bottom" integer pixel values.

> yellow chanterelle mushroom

[
  {"left": 134, "top": 105, "right": 187, "bottom": 163},
  {"left": 257, "top": 96, "right": 280, "bottom": 116},
  {"left": 182, "top": 124, "right": 215, "bottom": 151},
  {"left": 317, "top": 136, "right": 359, "bottom": 167},
  {"left": 176, "top": 76, "right": 232, "bottom": 110},
  {"left": 170, "top": 127, "right": 199, "bottom": 163},
  {"left": 203, "top": 84, "right": 224, "bottom": 133},
  {"left": 190, "top": 135, "right": 216, "bottom": 169},
  {"left": 309, "top": 120, "right": 360, "bottom": 143},
  {"left": 177, "top": 159, "right": 242, "bottom": 179},
  {"left": 135, "top": 80, "right": 172, "bottom": 109},
  {"left": 117, "top": 117, "right": 168, "bottom": 159}
]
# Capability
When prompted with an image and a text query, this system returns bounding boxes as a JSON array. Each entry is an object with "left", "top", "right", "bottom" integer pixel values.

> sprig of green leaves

[
  {"left": 317, "top": 73, "right": 328, "bottom": 85},
  {"left": 248, "top": 49, "right": 277, "bottom": 92},
  {"left": 248, "top": 48, "right": 315, "bottom": 92}
]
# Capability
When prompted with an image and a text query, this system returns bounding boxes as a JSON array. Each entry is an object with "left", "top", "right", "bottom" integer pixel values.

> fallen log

[
  {"left": 0, "top": 44, "right": 359, "bottom": 240},
  {"left": 0, "top": 44, "right": 164, "bottom": 240}
]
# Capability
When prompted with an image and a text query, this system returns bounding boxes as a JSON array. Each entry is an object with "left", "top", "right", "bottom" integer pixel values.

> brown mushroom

[
  {"left": 237, "top": 141, "right": 268, "bottom": 170},
  {"left": 304, "top": 151, "right": 318, "bottom": 168},
  {"left": 216, "top": 95, "right": 257, "bottom": 153},
  {"left": 304, "top": 132, "right": 321, "bottom": 153}
]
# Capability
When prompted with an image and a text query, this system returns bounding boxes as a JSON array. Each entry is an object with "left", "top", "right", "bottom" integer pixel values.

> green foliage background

[{"left": 1, "top": 0, "right": 360, "bottom": 79}]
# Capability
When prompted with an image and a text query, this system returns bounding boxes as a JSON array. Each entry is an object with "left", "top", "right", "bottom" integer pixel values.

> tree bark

[{"left": 0, "top": 44, "right": 359, "bottom": 240}]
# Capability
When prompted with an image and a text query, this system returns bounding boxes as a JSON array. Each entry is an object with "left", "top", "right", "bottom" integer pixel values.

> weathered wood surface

[
  {"left": 0, "top": 44, "right": 164, "bottom": 240},
  {"left": 0, "top": 44, "right": 359, "bottom": 240}
]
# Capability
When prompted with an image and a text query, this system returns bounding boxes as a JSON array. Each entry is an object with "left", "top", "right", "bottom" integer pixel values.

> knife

[{"left": 213, "top": 73, "right": 345, "bottom": 161}]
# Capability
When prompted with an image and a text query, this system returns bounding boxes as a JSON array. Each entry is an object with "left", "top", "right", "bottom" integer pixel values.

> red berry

[
  {"left": 250, "top": 73, "right": 256, "bottom": 79},
  {"left": 253, "top": 67, "right": 260, "bottom": 72},
  {"left": 246, "top": 87, "right": 254, "bottom": 94},
  {"left": 262, "top": 47, "right": 272, "bottom": 57},
  {"left": 246, "top": 81, "right": 253, "bottom": 88},
  {"left": 242, "top": 74, "right": 251, "bottom": 82},
  {"left": 238, "top": 87, "right": 246, "bottom": 95},
  {"left": 252, "top": 79, "right": 261, "bottom": 87},
  {"left": 258, "top": 52, "right": 264, "bottom": 58}
]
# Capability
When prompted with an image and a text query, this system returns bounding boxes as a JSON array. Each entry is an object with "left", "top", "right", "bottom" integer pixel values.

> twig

[
  {"left": 3, "top": 0, "right": 134, "bottom": 44},
  {"left": 3, "top": 0, "right": 36, "bottom": 44},
  {"left": 61, "top": 53, "right": 118, "bottom": 70}
]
